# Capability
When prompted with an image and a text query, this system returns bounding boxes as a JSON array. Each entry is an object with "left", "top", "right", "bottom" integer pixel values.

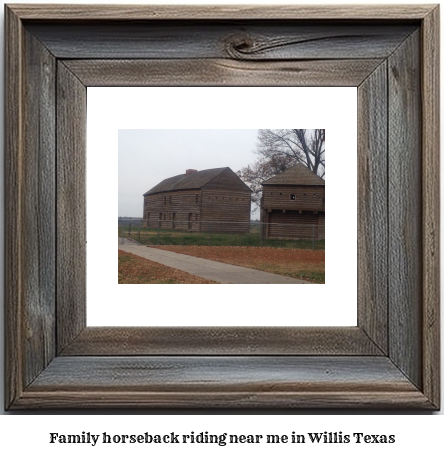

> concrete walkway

[{"left": 118, "top": 242, "right": 310, "bottom": 284}]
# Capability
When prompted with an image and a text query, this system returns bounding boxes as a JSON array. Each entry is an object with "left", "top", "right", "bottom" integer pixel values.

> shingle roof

[
  {"left": 262, "top": 163, "right": 325, "bottom": 186},
  {"left": 144, "top": 167, "right": 229, "bottom": 195}
]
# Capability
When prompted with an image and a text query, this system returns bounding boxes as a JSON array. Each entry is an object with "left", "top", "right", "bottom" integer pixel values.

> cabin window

[
  {"left": 280, "top": 193, "right": 282, "bottom": 195},
  {"left": 164, "top": 196, "right": 167, "bottom": 204},
  {"left": 290, "top": 194, "right": 296, "bottom": 200},
  {"left": 169, "top": 195, "right": 172, "bottom": 204},
  {"left": 195, "top": 195, "right": 199, "bottom": 203}
]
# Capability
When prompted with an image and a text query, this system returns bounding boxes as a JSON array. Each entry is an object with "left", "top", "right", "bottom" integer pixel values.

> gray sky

[{"left": 118, "top": 129, "right": 259, "bottom": 217}]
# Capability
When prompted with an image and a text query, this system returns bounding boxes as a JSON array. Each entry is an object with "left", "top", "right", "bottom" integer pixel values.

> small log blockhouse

[
  {"left": 260, "top": 163, "right": 325, "bottom": 240},
  {"left": 143, "top": 167, "right": 252, "bottom": 233}
]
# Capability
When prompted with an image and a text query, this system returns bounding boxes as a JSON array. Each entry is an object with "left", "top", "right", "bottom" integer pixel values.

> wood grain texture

[
  {"left": 27, "top": 22, "right": 416, "bottom": 60},
  {"left": 388, "top": 30, "right": 422, "bottom": 389},
  {"left": 7, "top": 4, "right": 435, "bottom": 20},
  {"left": 4, "top": 4, "right": 440, "bottom": 410},
  {"left": 61, "top": 327, "right": 382, "bottom": 356},
  {"left": 21, "top": 28, "right": 57, "bottom": 387},
  {"left": 357, "top": 62, "right": 388, "bottom": 354},
  {"left": 56, "top": 62, "right": 87, "bottom": 353},
  {"left": 4, "top": 4, "right": 24, "bottom": 410},
  {"left": 13, "top": 356, "right": 432, "bottom": 409},
  {"left": 63, "top": 59, "right": 384, "bottom": 87},
  {"left": 5, "top": 10, "right": 58, "bottom": 409},
  {"left": 15, "top": 390, "right": 433, "bottom": 410},
  {"left": 421, "top": 6, "right": 440, "bottom": 409},
  {"left": 28, "top": 356, "right": 417, "bottom": 390}
]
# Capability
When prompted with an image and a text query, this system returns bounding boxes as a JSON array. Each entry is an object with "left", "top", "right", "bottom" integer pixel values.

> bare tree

[
  {"left": 256, "top": 129, "right": 325, "bottom": 178},
  {"left": 237, "top": 129, "right": 325, "bottom": 211},
  {"left": 236, "top": 155, "right": 295, "bottom": 209}
]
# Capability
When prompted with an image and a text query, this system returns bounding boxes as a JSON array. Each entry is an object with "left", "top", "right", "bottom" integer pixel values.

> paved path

[{"left": 118, "top": 242, "right": 310, "bottom": 284}]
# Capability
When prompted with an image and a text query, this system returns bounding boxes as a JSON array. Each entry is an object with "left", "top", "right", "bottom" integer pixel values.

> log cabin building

[
  {"left": 260, "top": 163, "right": 325, "bottom": 240},
  {"left": 143, "top": 167, "right": 251, "bottom": 233}
]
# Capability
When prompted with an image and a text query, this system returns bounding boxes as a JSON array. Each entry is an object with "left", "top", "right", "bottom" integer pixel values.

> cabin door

[
  {"left": 188, "top": 213, "right": 192, "bottom": 231},
  {"left": 172, "top": 213, "right": 176, "bottom": 229}
]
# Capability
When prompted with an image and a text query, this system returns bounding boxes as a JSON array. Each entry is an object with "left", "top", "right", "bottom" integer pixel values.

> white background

[
  {"left": 87, "top": 87, "right": 357, "bottom": 326},
  {"left": 0, "top": 0, "right": 442, "bottom": 451}
]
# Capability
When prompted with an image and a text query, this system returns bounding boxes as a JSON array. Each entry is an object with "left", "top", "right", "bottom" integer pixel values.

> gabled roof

[
  {"left": 262, "top": 163, "right": 325, "bottom": 186},
  {"left": 144, "top": 167, "right": 229, "bottom": 195}
]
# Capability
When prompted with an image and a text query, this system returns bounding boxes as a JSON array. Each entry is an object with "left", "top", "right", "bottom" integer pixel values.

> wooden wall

[
  {"left": 200, "top": 167, "right": 251, "bottom": 232},
  {"left": 260, "top": 184, "right": 325, "bottom": 240},
  {"left": 201, "top": 189, "right": 250, "bottom": 233},
  {"left": 143, "top": 175, "right": 251, "bottom": 233},
  {"left": 266, "top": 210, "right": 325, "bottom": 240},
  {"left": 318, "top": 213, "right": 325, "bottom": 239},
  {"left": 144, "top": 189, "right": 201, "bottom": 231},
  {"left": 262, "top": 185, "right": 325, "bottom": 212}
]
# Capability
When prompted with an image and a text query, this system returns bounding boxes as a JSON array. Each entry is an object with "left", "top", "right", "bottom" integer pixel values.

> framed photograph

[
  {"left": 95, "top": 92, "right": 354, "bottom": 326},
  {"left": 5, "top": 4, "right": 440, "bottom": 409}
]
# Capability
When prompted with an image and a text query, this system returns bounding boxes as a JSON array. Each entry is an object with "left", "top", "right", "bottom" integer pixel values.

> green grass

[
  {"left": 119, "top": 226, "right": 324, "bottom": 250},
  {"left": 118, "top": 254, "right": 133, "bottom": 263},
  {"left": 293, "top": 270, "right": 325, "bottom": 284},
  {"left": 249, "top": 263, "right": 325, "bottom": 284}
]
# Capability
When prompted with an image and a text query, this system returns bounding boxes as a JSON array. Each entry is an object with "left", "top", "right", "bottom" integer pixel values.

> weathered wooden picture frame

[{"left": 5, "top": 4, "right": 440, "bottom": 409}]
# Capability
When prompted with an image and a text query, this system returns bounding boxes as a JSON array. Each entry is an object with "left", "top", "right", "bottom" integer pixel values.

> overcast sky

[{"left": 118, "top": 129, "right": 259, "bottom": 217}]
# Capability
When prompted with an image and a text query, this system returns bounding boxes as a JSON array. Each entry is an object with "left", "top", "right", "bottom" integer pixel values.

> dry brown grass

[
  {"left": 118, "top": 250, "right": 217, "bottom": 284},
  {"left": 153, "top": 246, "right": 325, "bottom": 283}
]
